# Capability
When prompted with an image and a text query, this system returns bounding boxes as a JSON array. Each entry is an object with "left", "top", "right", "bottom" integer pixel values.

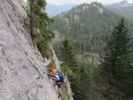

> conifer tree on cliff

[{"left": 28, "top": 0, "right": 53, "bottom": 56}]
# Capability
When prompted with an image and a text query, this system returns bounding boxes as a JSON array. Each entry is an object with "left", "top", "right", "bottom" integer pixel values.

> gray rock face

[{"left": 0, "top": 0, "right": 59, "bottom": 100}]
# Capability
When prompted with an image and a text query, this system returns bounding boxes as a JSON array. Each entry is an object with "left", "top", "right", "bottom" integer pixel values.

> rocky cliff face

[{"left": 0, "top": 0, "right": 64, "bottom": 100}]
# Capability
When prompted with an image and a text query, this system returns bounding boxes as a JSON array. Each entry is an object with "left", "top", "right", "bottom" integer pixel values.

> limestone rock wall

[{"left": 0, "top": 0, "right": 59, "bottom": 100}]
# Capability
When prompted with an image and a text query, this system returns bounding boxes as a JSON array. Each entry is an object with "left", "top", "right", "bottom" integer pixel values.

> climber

[{"left": 49, "top": 62, "right": 65, "bottom": 87}]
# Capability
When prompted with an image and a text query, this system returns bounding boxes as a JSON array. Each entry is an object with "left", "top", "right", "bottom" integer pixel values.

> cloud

[
  {"left": 46, "top": 0, "right": 132, "bottom": 5},
  {"left": 128, "top": 0, "right": 133, "bottom": 3}
]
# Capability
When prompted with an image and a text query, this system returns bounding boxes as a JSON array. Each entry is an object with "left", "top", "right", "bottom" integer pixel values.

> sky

[{"left": 46, "top": 0, "right": 133, "bottom": 5}]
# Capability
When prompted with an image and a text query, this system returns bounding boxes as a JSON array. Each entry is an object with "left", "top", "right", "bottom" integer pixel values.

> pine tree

[
  {"left": 61, "top": 39, "right": 81, "bottom": 100},
  {"left": 26, "top": 0, "right": 54, "bottom": 56},
  {"left": 102, "top": 18, "right": 133, "bottom": 96},
  {"left": 62, "top": 39, "right": 77, "bottom": 68}
]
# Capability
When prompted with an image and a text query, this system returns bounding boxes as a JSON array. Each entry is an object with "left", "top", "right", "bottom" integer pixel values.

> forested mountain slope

[{"left": 50, "top": 2, "right": 133, "bottom": 53}]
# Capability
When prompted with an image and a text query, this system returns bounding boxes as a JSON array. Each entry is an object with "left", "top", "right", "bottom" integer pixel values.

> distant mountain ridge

[
  {"left": 50, "top": 2, "right": 133, "bottom": 52},
  {"left": 50, "top": 2, "right": 129, "bottom": 52},
  {"left": 46, "top": 0, "right": 133, "bottom": 16},
  {"left": 107, "top": 0, "right": 133, "bottom": 20},
  {"left": 108, "top": 0, "right": 133, "bottom": 8},
  {"left": 46, "top": 4, "right": 74, "bottom": 16}
]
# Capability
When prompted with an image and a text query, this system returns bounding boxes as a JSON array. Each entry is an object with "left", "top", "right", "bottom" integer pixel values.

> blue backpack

[
  {"left": 58, "top": 72, "right": 64, "bottom": 82},
  {"left": 56, "top": 72, "right": 64, "bottom": 82}
]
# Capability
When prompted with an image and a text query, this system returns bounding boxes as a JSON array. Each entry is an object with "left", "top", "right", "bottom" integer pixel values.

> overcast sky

[{"left": 46, "top": 0, "right": 133, "bottom": 5}]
